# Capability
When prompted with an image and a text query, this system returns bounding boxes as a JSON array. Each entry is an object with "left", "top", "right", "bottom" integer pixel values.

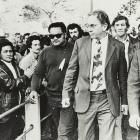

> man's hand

[
  {"left": 26, "top": 91, "right": 38, "bottom": 104},
  {"left": 25, "top": 87, "right": 31, "bottom": 96},
  {"left": 129, "top": 115, "right": 140, "bottom": 130},
  {"left": 61, "top": 98, "right": 70, "bottom": 108},
  {"left": 121, "top": 105, "right": 128, "bottom": 115}
]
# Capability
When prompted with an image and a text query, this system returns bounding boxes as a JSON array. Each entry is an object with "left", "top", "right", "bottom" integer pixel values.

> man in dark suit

[
  {"left": 62, "top": 10, "right": 128, "bottom": 140},
  {"left": 112, "top": 15, "right": 140, "bottom": 140},
  {"left": 112, "top": 15, "right": 140, "bottom": 71}
]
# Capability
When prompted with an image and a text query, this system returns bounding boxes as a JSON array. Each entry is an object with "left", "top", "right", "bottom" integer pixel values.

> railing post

[{"left": 25, "top": 92, "right": 41, "bottom": 140}]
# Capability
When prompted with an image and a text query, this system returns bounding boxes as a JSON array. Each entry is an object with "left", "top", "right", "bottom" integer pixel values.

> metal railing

[
  {"left": 0, "top": 100, "right": 29, "bottom": 120},
  {"left": 0, "top": 91, "right": 52, "bottom": 140},
  {"left": 16, "top": 124, "right": 34, "bottom": 140}
]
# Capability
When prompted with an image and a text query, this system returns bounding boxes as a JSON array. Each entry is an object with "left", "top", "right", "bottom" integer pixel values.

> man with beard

[
  {"left": 29, "top": 22, "right": 76, "bottom": 140},
  {"left": 67, "top": 23, "right": 84, "bottom": 45}
]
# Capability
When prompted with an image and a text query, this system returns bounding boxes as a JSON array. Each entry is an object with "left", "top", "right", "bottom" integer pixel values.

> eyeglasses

[{"left": 49, "top": 33, "right": 63, "bottom": 39}]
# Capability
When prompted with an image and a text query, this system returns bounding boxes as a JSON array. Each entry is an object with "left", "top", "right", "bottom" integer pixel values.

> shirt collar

[
  {"left": 123, "top": 35, "right": 129, "bottom": 43},
  {"left": 115, "top": 35, "right": 129, "bottom": 43},
  {"left": 100, "top": 34, "right": 108, "bottom": 45},
  {"left": 92, "top": 34, "right": 108, "bottom": 44},
  {"left": 1, "top": 59, "right": 12, "bottom": 64}
]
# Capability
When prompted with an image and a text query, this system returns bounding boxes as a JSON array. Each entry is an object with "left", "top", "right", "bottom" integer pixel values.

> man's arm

[
  {"left": 118, "top": 45, "right": 128, "bottom": 115},
  {"left": 128, "top": 51, "right": 140, "bottom": 116},
  {"left": 62, "top": 41, "right": 79, "bottom": 107},
  {"left": 128, "top": 50, "right": 140, "bottom": 129},
  {"left": 27, "top": 51, "right": 46, "bottom": 103},
  {"left": 31, "top": 51, "right": 46, "bottom": 92}
]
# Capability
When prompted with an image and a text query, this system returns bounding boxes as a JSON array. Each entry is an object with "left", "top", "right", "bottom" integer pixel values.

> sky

[
  {"left": 0, "top": 0, "right": 139, "bottom": 34},
  {"left": 70, "top": 0, "right": 129, "bottom": 22}
]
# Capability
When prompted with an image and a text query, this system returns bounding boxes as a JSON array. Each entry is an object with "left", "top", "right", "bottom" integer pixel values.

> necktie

[{"left": 91, "top": 40, "right": 103, "bottom": 91}]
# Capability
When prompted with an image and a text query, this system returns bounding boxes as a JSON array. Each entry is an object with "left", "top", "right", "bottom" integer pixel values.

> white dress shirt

[{"left": 122, "top": 36, "right": 129, "bottom": 70}]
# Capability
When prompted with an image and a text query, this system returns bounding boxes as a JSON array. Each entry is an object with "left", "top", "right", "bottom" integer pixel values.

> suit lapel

[
  {"left": 0, "top": 60, "right": 14, "bottom": 78},
  {"left": 105, "top": 35, "right": 116, "bottom": 68},
  {"left": 85, "top": 36, "right": 92, "bottom": 62}
]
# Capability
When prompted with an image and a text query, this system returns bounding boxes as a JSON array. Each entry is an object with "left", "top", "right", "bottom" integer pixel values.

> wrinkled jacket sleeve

[
  {"left": 0, "top": 70, "right": 16, "bottom": 91},
  {"left": 128, "top": 50, "right": 140, "bottom": 116},
  {"left": 62, "top": 41, "right": 79, "bottom": 99}
]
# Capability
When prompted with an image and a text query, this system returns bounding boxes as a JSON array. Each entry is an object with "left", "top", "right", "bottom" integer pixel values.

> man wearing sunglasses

[{"left": 30, "top": 22, "right": 77, "bottom": 140}]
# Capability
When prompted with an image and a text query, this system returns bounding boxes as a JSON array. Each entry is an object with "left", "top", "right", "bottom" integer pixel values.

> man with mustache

[
  {"left": 19, "top": 35, "right": 42, "bottom": 79},
  {"left": 30, "top": 22, "right": 76, "bottom": 140},
  {"left": 67, "top": 23, "right": 84, "bottom": 45}
]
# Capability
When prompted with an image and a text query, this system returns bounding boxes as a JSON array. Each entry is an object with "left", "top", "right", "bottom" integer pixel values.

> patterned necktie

[{"left": 91, "top": 40, "right": 103, "bottom": 91}]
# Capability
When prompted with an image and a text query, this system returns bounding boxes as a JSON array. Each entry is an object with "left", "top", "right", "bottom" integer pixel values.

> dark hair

[
  {"left": 112, "top": 15, "right": 130, "bottom": 28},
  {"left": 0, "top": 38, "right": 15, "bottom": 58},
  {"left": 23, "top": 33, "right": 30, "bottom": 39},
  {"left": 67, "top": 23, "right": 83, "bottom": 38},
  {"left": 40, "top": 35, "right": 51, "bottom": 47},
  {"left": 48, "top": 22, "right": 66, "bottom": 33},
  {"left": 26, "top": 35, "right": 41, "bottom": 48},
  {"left": 88, "top": 10, "right": 111, "bottom": 30},
  {"left": 15, "top": 33, "right": 21, "bottom": 36}
]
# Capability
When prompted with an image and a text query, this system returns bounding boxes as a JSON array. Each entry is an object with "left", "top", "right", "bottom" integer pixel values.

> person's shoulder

[
  {"left": 135, "top": 49, "right": 140, "bottom": 55},
  {"left": 0, "top": 60, "right": 5, "bottom": 69},
  {"left": 41, "top": 46, "right": 53, "bottom": 53},
  {"left": 128, "top": 34, "right": 138, "bottom": 43},
  {"left": 21, "top": 52, "right": 31, "bottom": 61},
  {"left": 109, "top": 35, "right": 124, "bottom": 49},
  {"left": 19, "top": 52, "right": 33, "bottom": 68},
  {"left": 76, "top": 36, "right": 90, "bottom": 45}
]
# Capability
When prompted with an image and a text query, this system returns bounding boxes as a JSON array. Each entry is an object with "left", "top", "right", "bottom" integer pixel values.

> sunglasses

[{"left": 49, "top": 33, "right": 63, "bottom": 39}]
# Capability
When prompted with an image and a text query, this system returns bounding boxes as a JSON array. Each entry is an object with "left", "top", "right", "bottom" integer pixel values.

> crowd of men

[{"left": 1, "top": 9, "right": 140, "bottom": 140}]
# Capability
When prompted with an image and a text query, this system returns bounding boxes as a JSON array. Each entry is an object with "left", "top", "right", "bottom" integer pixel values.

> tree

[
  {"left": 20, "top": 0, "right": 74, "bottom": 23},
  {"left": 119, "top": 0, "right": 137, "bottom": 16},
  {"left": 21, "top": 5, "right": 41, "bottom": 22}
]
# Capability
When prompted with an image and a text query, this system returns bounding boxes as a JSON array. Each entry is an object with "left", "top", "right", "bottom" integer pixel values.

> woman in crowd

[{"left": 0, "top": 39, "right": 28, "bottom": 140}]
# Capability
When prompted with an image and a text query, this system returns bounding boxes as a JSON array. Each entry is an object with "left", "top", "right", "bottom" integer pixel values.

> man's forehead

[
  {"left": 87, "top": 15, "right": 100, "bottom": 24},
  {"left": 50, "top": 27, "right": 62, "bottom": 32},
  {"left": 115, "top": 19, "right": 126, "bottom": 24},
  {"left": 32, "top": 40, "right": 40, "bottom": 44},
  {"left": 69, "top": 28, "right": 78, "bottom": 32}
]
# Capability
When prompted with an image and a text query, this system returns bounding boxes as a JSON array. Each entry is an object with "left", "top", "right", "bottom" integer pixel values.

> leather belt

[{"left": 90, "top": 89, "right": 106, "bottom": 94}]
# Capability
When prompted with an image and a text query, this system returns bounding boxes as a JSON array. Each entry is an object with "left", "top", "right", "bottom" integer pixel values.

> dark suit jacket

[
  {"left": 128, "top": 35, "right": 140, "bottom": 71},
  {"left": 128, "top": 49, "right": 140, "bottom": 116},
  {"left": 62, "top": 34, "right": 127, "bottom": 117}
]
